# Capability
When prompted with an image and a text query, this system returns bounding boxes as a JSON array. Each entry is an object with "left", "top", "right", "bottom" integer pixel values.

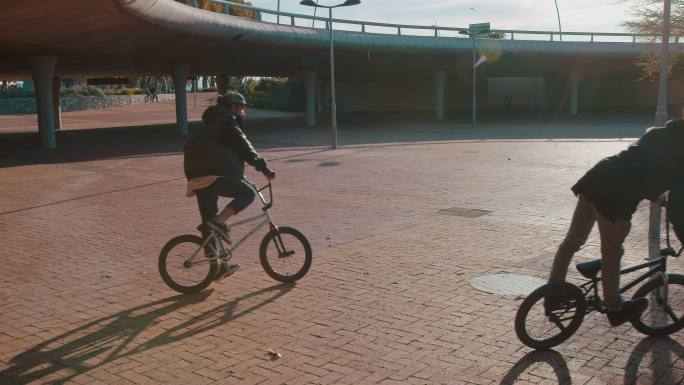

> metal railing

[{"left": 192, "top": 0, "right": 678, "bottom": 44}]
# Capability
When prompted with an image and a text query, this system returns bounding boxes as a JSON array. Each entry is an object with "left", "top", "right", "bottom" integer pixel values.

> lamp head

[
  {"left": 341, "top": 0, "right": 361, "bottom": 5},
  {"left": 300, "top": 0, "right": 317, "bottom": 6}
]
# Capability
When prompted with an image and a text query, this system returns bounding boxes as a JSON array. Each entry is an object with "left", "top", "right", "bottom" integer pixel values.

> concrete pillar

[
  {"left": 316, "top": 78, "right": 324, "bottom": 117},
  {"left": 434, "top": 70, "right": 446, "bottom": 121},
  {"left": 53, "top": 77, "right": 62, "bottom": 131},
  {"left": 172, "top": 65, "right": 189, "bottom": 135},
  {"left": 535, "top": 77, "right": 547, "bottom": 112},
  {"left": 30, "top": 56, "right": 58, "bottom": 148},
  {"left": 302, "top": 69, "right": 317, "bottom": 126},
  {"left": 569, "top": 73, "right": 580, "bottom": 116}
]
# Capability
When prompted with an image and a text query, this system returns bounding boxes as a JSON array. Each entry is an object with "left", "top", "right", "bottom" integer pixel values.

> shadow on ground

[
  {"left": 499, "top": 349, "right": 570, "bottom": 385},
  {"left": 500, "top": 337, "right": 684, "bottom": 384},
  {"left": 0, "top": 113, "right": 652, "bottom": 168},
  {"left": 624, "top": 337, "right": 684, "bottom": 384},
  {"left": 0, "top": 283, "right": 293, "bottom": 385}
]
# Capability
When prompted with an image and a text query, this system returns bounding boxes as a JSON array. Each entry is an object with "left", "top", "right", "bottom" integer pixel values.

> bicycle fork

[{"left": 268, "top": 223, "right": 294, "bottom": 259}]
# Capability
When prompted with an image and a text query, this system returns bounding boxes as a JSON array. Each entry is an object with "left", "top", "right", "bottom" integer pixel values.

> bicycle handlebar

[{"left": 245, "top": 179, "right": 274, "bottom": 211}]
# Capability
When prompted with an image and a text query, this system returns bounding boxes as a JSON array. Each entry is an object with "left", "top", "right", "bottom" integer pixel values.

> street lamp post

[
  {"left": 300, "top": 0, "right": 361, "bottom": 149},
  {"left": 553, "top": 0, "right": 562, "bottom": 41},
  {"left": 460, "top": 23, "right": 489, "bottom": 128},
  {"left": 650, "top": 0, "right": 672, "bottom": 261}
]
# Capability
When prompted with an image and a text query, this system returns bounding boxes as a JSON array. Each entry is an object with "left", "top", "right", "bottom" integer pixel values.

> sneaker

[
  {"left": 206, "top": 219, "right": 232, "bottom": 244},
  {"left": 606, "top": 298, "right": 648, "bottom": 327},
  {"left": 214, "top": 263, "right": 240, "bottom": 281}
]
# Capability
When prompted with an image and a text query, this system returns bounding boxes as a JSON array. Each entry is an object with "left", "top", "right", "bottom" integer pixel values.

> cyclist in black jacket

[
  {"left": 184, "top": 92, "right": 275, "bottom": 244},
  {"left": 549, "top": 118, "right": 684, "bottom": 327}
]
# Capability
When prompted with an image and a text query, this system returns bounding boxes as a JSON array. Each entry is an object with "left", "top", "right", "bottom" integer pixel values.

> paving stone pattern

[{"left": 1, "top": 107, "right": 683, "bottom": 384}]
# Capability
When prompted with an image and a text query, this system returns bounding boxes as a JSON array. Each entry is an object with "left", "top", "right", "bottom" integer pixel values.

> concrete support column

[
  {"left": 434, "top": 70, "right": 446, "bottom": 121},
  {"left": 30, "top": 56, "right": 58, "bottom": 148},
  {"left": 53, "top": 76, "right": 62, "bottom": 131},
  {"left": 569, "top": 72, "right": 580, "bottom": 116},
  {"left": 302, "top": 69, "right": 318, "bottom": 126},
  {"left": 172, "top": 65, "right": 189, "bottom": 135},
  {"left": 535, "top": 77, "right": 547, "bottom": 112},
  {"left": 316, "top": 78, "right": 324, "bottom": 118}
]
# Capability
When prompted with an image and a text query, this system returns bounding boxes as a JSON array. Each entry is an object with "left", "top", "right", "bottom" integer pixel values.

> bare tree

[{"left": 621, "top": 0, "right": 684, "bottom": 79}]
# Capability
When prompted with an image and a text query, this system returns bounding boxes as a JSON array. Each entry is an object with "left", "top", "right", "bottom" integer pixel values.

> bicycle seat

[{"left": 576, "top": 259, "right": 601, "bottom": 279}]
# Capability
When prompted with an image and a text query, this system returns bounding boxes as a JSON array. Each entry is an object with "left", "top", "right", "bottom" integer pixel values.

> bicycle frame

[
  {"left": 190, "top": 182, "right": 280, "bottom": 265},
  {"left": 577, "top": 257, "right": 668, "bottom": 314},
  {"left": 575, "top": 200, "right": 684, "bottom": 315}
]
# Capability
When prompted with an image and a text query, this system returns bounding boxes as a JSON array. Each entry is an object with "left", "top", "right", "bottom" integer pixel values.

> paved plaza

[{"left": 1, "top": 102, "right": 683, "bottom": 384}]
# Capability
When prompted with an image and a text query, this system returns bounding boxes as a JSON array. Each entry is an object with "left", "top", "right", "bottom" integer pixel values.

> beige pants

[{"left": 549, "top": 195, "right": 632, "bottom": 310}]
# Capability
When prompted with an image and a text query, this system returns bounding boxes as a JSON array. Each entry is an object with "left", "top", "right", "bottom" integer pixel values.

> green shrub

[
  {"left": 0, "top": 88, "right": 34, "bottom": 98},
  {"left": 61, "top": 85, "right": 105, "bottom": 97},
  {"left": 105, "top": 87, "right": 146, "bottom": 96},
  {"left": 246, "top": 78, "right": 304, "bottom": 111}
]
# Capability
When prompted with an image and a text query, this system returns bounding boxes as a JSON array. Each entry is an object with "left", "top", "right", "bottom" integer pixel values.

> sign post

[{"left": 468, "top": 23, "right": 490, "bottom": 128}]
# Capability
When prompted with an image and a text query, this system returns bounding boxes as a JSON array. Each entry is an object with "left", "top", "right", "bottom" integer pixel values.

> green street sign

[{"left": 469, "top": 22, "right": 491, "bottom": 36}]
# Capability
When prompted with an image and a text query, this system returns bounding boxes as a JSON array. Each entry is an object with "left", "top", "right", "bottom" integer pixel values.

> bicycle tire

[
  {"left": 515, "top": 282, "right": 586, "bottom": 350},
  {"left": 159, "top": 234, "right": 217, "bottom": 294},
  {"left": 259, "top": 226, "right": 312, "bottom": 283},
  {"left": 631, "top": 273, "right": 684, "bottom": 337}
]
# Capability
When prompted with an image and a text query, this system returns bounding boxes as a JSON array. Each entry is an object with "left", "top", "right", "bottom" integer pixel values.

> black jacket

[
  {"left": 572, "top": 119, "right": 684, "bottom": 223},
  {"left": 183, "top": 105, "right": 272, "bottom": 180}
]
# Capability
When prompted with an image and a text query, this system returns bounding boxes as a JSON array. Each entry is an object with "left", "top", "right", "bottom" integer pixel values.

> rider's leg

[
  {"left": 196, "top": 189, "right": 219, "bottom": 237},
  {"left": 594, "top": 210, "right": 631, "bottom": 310},
  {"left": 549, "top": 195, "right": 596, "bottom": 283},
  {"left": 196, "top": 188, "right": 221, "bottom": 253},
  {"left": 594, "top": 210, "right": 648, "bottom": 326},
  {"left": 213, "top": 179, "right": 257, "bottom": 224}
]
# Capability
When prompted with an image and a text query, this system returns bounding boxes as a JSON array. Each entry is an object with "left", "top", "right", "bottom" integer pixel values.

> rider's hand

[{"left": 265, "top": 171, "right": 276, "bottom": 181}]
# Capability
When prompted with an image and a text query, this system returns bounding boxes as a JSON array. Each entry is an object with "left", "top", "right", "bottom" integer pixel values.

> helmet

[{"left": 220, "top": 91, "right": 247, "bottom": 106}]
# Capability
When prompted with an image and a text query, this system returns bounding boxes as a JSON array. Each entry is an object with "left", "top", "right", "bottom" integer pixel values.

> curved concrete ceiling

[{"left": 0, "top": 0, "right": 669, "bottom": 79}]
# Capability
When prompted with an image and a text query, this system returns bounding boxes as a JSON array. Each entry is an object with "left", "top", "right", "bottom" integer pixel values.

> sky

[{"left": 249, "top": 0, "right": 645, "bottom": 34}]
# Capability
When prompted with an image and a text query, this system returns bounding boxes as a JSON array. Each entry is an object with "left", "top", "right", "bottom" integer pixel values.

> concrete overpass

[{"left": 1, "top": 0, "right": 680, "bottom": 147}]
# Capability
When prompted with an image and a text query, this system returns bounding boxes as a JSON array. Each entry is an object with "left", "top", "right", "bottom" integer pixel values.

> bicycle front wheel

[
  {"left": 515, "top": 282, "right": 586, "bottom": 350},
  {"left": 259, "top": 226, "right": 312, "bottom": 283},
  {"left": 631, "top": 273, "right": 684, "bottom": 337},
  {"left": 159, "top": 235, "right": 217, "bottom": 294}
]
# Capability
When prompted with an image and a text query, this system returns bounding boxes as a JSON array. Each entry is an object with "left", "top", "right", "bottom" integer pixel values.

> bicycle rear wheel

[
  {"left": 159, "top": 235, "right": 217, "bottom": 294},
  {"left": 259, "top": 226, "right": 312, "bottom": 283},
  {"left": 631, "top": 273, "right": 684, "bottom": 336},
  {"left": 515, "top": 282, "right": 586, "bottom": 350}
]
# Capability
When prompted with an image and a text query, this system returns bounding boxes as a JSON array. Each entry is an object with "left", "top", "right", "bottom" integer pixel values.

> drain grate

[
  {"left": 438, "top": 207, "right": 492, "bottom": 218},
  {"left": 470, "top": 273, "right": 545, "bottom": 296}
]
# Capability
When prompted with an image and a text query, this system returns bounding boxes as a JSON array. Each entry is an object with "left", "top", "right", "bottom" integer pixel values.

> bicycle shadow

[
  {"left": 499, "top": 349, "right": 571, "bottom": 385},
  {"left": 0, "top": 283, "right": 294, "bottom": 385},
  {"left": 624, "top": 337, "right": 684, "bottom": 384}
]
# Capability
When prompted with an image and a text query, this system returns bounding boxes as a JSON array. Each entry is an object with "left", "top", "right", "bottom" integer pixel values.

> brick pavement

[{"left": 1, "top": 104, "right": 684, "bottom": 384}]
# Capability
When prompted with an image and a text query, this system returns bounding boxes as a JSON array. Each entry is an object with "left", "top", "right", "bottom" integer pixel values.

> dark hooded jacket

[
  {"left": 572, "top": 119, "right": 684, "bottom": 228},
  {"left": 183, "top": 105, "right": 271, "bottom": 180}
]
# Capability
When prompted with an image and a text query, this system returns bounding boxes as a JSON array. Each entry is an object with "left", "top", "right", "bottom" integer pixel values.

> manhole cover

[
  {"left": 438, "top": 207, "right": 492, "bottom": 218},
  {"left": 470, "top": 273, "right": 545, "bottom": 296}
]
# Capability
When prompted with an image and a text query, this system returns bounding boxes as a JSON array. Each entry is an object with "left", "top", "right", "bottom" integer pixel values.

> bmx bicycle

[
  {"left": 158, "top": 181, "right": 312, "bottom": 294},
  {"left": 515, "top": 203, "right": 684, "bottom": 349}
]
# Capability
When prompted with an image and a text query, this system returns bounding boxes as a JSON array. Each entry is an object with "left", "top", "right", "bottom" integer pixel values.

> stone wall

[{"left": 0, "top": 94, "right": 175, "bottom": 115}]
